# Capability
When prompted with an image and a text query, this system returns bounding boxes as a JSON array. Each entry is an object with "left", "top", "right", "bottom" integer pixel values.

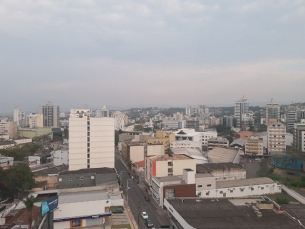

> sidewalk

[{"left": 124, "top": 200, "right": 138, "bottom": 229}]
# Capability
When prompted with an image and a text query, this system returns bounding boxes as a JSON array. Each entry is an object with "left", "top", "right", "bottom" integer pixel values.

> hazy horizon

[{"left": 1, "top": 0, "right": 304, "bottom": 113}]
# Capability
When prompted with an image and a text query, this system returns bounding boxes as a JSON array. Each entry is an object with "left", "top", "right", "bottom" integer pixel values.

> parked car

[
  {"left": 144, "top": 196, "right": 150, "bottom": 202},
  {"left": 146, "top": 219, "right": 153, "bottom": 228},
  {"left": 141, "top": 211, "right": 148, "bottom": 219},
  {"left": 112, "top": 208, "right": 124, "bottom": 214}
]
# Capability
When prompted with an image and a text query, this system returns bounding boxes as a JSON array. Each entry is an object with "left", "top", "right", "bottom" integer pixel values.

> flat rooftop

[
  {"left": 148, "top": 154, "right": 192, "bottom": 161},
  {"left": 167, "top": 198, "right": 303, "bottom": 228},
  {"left": 216, "top": 177, "right": 276, "bottom": 189},
  {"left": 59, "top": 190, "right": 109, "bottom": 204},
  {"left": 196, "top": 162, "right": 245, "bottom": 173},
  {"left": 59, "top": 167, "right": 116, "bottom": 175}
]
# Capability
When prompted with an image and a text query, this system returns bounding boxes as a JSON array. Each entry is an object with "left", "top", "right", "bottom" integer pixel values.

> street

[{"left": 115, "top": 150, "right": 168, "bottom": 228}]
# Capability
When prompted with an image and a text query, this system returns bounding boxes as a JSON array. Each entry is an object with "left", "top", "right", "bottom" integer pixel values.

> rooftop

[
  {"left": 0, "top": 141, "right": 15, "bottom": 146},
  {"left": 230, "top": 138, "right": 245, "bottom": 147},
  {"left": 59, "top": 167, "right": 116, "bottom": 175},
  {"left": 171, "top": 148, "right": 208, "bottom": 162},
  {"left": 147, "top": 154, "right": 192, "bottom": 161},
  {"left": 216, "top": 177, "right": 276, "bottom": 189},
  {"left": 166, "top": 198, "right": 302, "bottom": 229},
  {"left": 135, "top": 160, "right": 145, "bottom": 167},
  {"left": 207, "top": 147, "right": 238, "bottom": 163},
  {"left": 59, "top": 189, "right": 109, "bottom": 204},
  {"left": 196, "top": 163, "right": 245, "bottom": 174}
]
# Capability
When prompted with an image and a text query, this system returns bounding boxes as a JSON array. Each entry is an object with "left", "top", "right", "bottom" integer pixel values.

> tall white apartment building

[
  {"left": 28, "top": 113, "right": 43, "bottom": 128},
  {"left": 13, "top": 106, "right": 22, "bottom": 126},
  {"left": 38, "top": 101, "right": 60, "bottom": 127},
  {"left": 234, "top": 96, "right": 249, "bottom": 128},
  {"left": 268, "top": 122, "right": 286, "bottom": 155},
  {"left": 96, "top": 105, "right": 109, "bottom": 117},
  {"left": 69, "top": 109, "right": 114, "bottom": 171},
  {"left": 112, "top": 111, "right": 125, "bottom": 130},
  {"left": 266, "top": 99, "right": 280, "bottom": 122}
]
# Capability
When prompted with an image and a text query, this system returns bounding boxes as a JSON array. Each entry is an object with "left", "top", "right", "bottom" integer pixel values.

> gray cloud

[{"left": 0, "top": 0, "right": 305, "bottom": 112}]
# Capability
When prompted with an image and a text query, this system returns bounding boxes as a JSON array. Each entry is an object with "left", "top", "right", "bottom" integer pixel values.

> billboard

[{"left": 41, "top": 195, "right": 58, "bottom": 215}]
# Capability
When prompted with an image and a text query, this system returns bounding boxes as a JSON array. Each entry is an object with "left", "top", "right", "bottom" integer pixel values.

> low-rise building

[
  {"left": 145, "top": 154, "right": 196, "bottom": 186},
  {"left": 207, "top": 147, "right": 240, "bottom": 164},
  {"left": 53, "top": 188, "right": 124, "bottom": 229},
  {"left": 237, "top": 131, "right": 256, "bottom": 140},
  {"left": 170, "top": 140, "right": 202, "bottom": 149},
  {"left": 164, "top": 121, "right": 184, "bottom": 130},
  {"left": 201, "top": 130, "right": 218, "bottom": 146},
  {"left": 146, "top": 131, "right": 175, "bottom": 153},
  {"left": 57, "top": 168, "right": 117, "bottom": 189},
  {"left": 174, "top": 129, "right": 201, "bottom": 143},
  {"left": 33, "top": 165, "right": 68, "bottom": 189},
  {"left": 207, "top": 137, "right": 229, "bottom": 150},
  {"left": 196, "top": 163, "right": 246, "bottom": 181},
  {"left": 245, "top": 136, "right": 264, "bottom": 156},
  {"left": 0, "top": 155, "right": 13, "bottom": 169},
  {"left": 164, "top": 198, "right": 301, "bottom": 229},
  {"left": 13, "top": 137, "right": 32, "bottom": 145},
  {"left": 0, "top": 141, "right": 15, "bottom": 149},
  {"left": 171, "top": 148, "right": 208, "bottom": 164}
]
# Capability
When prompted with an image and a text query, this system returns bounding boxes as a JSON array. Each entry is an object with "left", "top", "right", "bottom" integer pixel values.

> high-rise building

[
  {"left": 69, "top": 109, "right": 114, "bottom": 171},
  {"left": 267, "top": 122, "right": 286, "bottom": 155},
  {"left": 245, "top": 136, "right": 264, "bottom": 156},
  {"left": 293, "top": 122, "right": 305, "bottom": 152},
  {"left": 287, "top": 106, "right": 297, "bottom": 130},
  {"left": 0, "top": 119, "right": 17, "bottom": 138},
  {"left": 112, "top": 111, "right": 125, "bottom": 130},
  {"left": 38, "top": 101, "right": 60, "bottom": 127},
  {"left": 13, "top": 106, "right": 22, "bottom": 126},
  {"left": 96, "top": 105, "right": 109, "bottom": 118},
  {"left": 28, "top": 113, "right": 43, "bottom": 128},
  {"left": 234, "top": 96, "right": 249, "bottom": 128},
  {"left": 266, "top": 99, "right": 280, "bottom": 122}
]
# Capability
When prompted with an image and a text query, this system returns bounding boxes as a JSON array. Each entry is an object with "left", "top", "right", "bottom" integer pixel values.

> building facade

[
  {"left": 38, "top": 101, "right": 60, "bottom": 127},
  {"left": 28, "top": 113, "right": 43, "bottom": 128},
  {"left": 96, "top": 106, "right": 109, "bottom": 118},
  {"left": 0, "top": 119, "right": 17, "bottom": 138},
  {"left": 266, "top": 99, "right": 280, "bottom": 122},
  {"left": 234, "top": 96, "right": 249, "bottom": 128},
  {"left": 69, "top": 109, "right": 114, "bottom": 171},
  {"left": 112, "top": 111, "right": 125, "bottom": 130},
  {"left": 293, "top": 123, "right": 305, "bottom": 152},
  {"left": 245, "top": 136, "right": 264, "bottom": 156},
  {"left": 146, "top": 131, "right": 175, "bottom": 153},
  {"left": 267, "top": 122, "right": 286, "bottom": 155}
]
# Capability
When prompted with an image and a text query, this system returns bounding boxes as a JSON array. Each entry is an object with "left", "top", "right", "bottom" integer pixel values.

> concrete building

[
  {"left": 150, "top": 169, "right": 197, "bottom": 206},
  {"left": 0, "top": 141, "right": 15, "bottom": 149},
  {"left": 13, "top": 137, "right": 32, "bottom": 145},
  {"left": 17, "top": 127, "right": 52, "bottom": 139},
  {"left": 28, "top": 113, "right": 43, "bottom": 128},
  {"left": 171, "top": 148, "right": 208, "bottom": 164},
  {"left": 28, "top": 156, "right": 41, "bottom": 167},
  {"left": 201, "top": 130, "right": 218, "bottom": 146},
  {"left": 96, "top": 105, "right": 109, "bottom": 118},
  {"left": 245, "top": 136, "right": 264, "bottom": 156},
  {"left": 33, "top": 165, "right": 68, "bottom": 189},
  {"left": 186, "top": 120, "right": 200, "bottom": 131},
  {"left": 196, "top": 176, "right": 281, "bottom": 198},
  {"left": 53, "top": 188, "right": 123, "bottom": 229},
  {"left": 13, "top": 106, "right": 22, "bottom": 126},
  {"left": 57, "top": 168, "right": 117, "bottom": 189},
  {"left": 112, "top": 111, "right": 125, "bottom": 130},
  {"left": 234, "top": 96, "right": 249, "bottom": 128},
  {"left": 0, "top": 155, "right": 13, "bottom": 169},
  {"left": 69, "top": 109, "right": 114, "bottom": 171},
  {"left": 196, "top": 163, "right": 246, "bottom": 181},
  {"left": 287, "top": 107, "right": 297, "bottom": 130},
  {"left": 266, "top": 99, "right": 280, "bottom": 122},
  {"left": 164, "top": 197, "right": 299, "bottom": 229},
  {"left": 293, "top": 123, "right": 305, "bottom": 152},
  {"left": 145, "top": 154, "right": 196, "bottom": 186},
  {"left": 207, "top": 137, "right": 229, "bottom": 150},
  {"left": 38, "top": 101, "right": 60, "bottom": 127},
  {"left": 121, "top": 141, "right": 164, "bottom": 163},
  {"left": 174, "top": 129, "right": 201, "bottom": 143},
  {"left": 170, "top": 140, "right": 202, "bottom": 149},
  {"left": 146, "top": 131, "right": 175, "bottom": 153},
  {"left": 267, "top": 122, "right": 286, "bottom": 155},
  {"left": 53, "top": 150, "right": 69, "bottom": 166},
  {"left": 0, "top": 119, "right": 17, "bottom": 138},
  {"left": 164, "top": 121, "right": 183, "bottom": 130}
]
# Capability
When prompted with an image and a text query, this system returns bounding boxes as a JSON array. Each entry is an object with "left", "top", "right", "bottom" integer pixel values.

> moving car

[
  {"left": 141, "top": 211, "right": 148, "bottom": 219},
  {"left": 146, "top": 219, "right": 153, "bottom": 228}
]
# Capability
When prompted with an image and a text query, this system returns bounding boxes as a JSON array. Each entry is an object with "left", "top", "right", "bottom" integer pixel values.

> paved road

[{"left": 115, "top": 152, "right": 164, "bottom": 229}]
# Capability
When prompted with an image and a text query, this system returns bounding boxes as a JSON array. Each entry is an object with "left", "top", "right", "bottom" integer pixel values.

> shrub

[{"left": 275, "top": 197, "right": 289, "bottom": 204}]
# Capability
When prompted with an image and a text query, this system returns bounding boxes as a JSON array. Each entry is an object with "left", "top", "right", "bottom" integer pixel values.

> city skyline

[{"left": 1, "top": 0, "right": 305, "bottom": 112}]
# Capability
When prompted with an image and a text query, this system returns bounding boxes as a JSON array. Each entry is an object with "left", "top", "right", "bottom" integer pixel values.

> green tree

[
  {"left": 63, "top": 127, "right": 69, "bottom": 139},
  {"left": 5, "top": 164, "right": 35, "bottom": 199},
  {"left": 257, "top": 124, "right": 267, "bottom": 132},
  {"left": 23, "top": 195, "right": 37, "bottom": 229},
  {"left": 134, "top": 125, "right": 143, "bottom": 131},
  {"left": 257, "top": 158, "right": 275, "bottom": 177}
]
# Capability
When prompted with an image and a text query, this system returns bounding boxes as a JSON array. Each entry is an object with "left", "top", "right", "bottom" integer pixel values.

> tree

[
  {"left": 257, "top": 124, "right": 267, "bottom": 132},
  {"left": 63, "top": 127, "right": 69, "bottom": 139},
  {"left": 5, "top": 164, "right": 35, "bottom": 199},
  {"left": 134, "top": 125, "right": 143, "bottom": 131},
  {"left": 23, "top": 195, "right": 37, "bottom": 229},
  {"left": 257, "top": 158, "right": 275, "bottom": 177}
]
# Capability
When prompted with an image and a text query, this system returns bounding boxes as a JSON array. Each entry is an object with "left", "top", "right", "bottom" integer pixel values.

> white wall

[
  {"left": 147, "top": 144, "right": 164, "bottom": 156},
  {"left": 53, "top": 150, "right": 69, "bottom": 166},
  {"left": 130, "top": 145, "right": 144, "bottom": 162}
]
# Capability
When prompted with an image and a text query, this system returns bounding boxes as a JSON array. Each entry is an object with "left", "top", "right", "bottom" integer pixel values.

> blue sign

[{"left": 41, "top": 195, "right": 58, "bottom": 215}]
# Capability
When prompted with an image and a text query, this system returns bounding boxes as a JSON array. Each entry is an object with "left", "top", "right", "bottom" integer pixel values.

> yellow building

[{"left": 146, "top": 131, "right": 175, "bottom": 153}]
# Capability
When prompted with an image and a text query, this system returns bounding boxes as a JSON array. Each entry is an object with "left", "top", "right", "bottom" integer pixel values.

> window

[
  {"left": 230, "top": 190, "right": 233, "bottom": 193},
  {"left": 87, "top": 154, "right": 90, "bottom": 158},
  {"left": 198, "top": 185, "right": 202, "bottom": 188},
  {"left": 91, "top": 176, "right": 94, "bottom": 179},
  {"left": 87, "top": 143, "right": 90, "bottom": 147},
  {"left": 168, "top": 162, "right": 173, "bottom": 166},
  {"left": 207, "top": 184, "right": 211, "bottom": 187},
  {"left": 69, "top": 177, "right": 73, "bottom": 181},
  {"left": 59, "top": 178, "right": 62, "bottom": 182},
  {"left": 87, "top": 159, "right": 90, "bottom": 163},
  {"left": 220, "top": 191, "right": 223, "bottom": 194},
  {"left": 80, "top": 176, "right": 83, "bottom": 180},
  {"left": 206, "top": 192, "right": 209, "bottom": 196},
  {"left": 261, "top": 187, "right": 264, "bottom": 190}
]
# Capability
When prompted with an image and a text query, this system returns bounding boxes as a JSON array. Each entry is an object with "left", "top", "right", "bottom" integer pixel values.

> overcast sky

[{"left": 0, "top": 0, "right": 305, "bottom": 113}]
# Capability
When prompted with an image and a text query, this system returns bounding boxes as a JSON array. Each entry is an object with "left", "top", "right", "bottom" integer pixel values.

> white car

[{"left": 141, "top": 211, "right": 148, "bottom": 219}]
